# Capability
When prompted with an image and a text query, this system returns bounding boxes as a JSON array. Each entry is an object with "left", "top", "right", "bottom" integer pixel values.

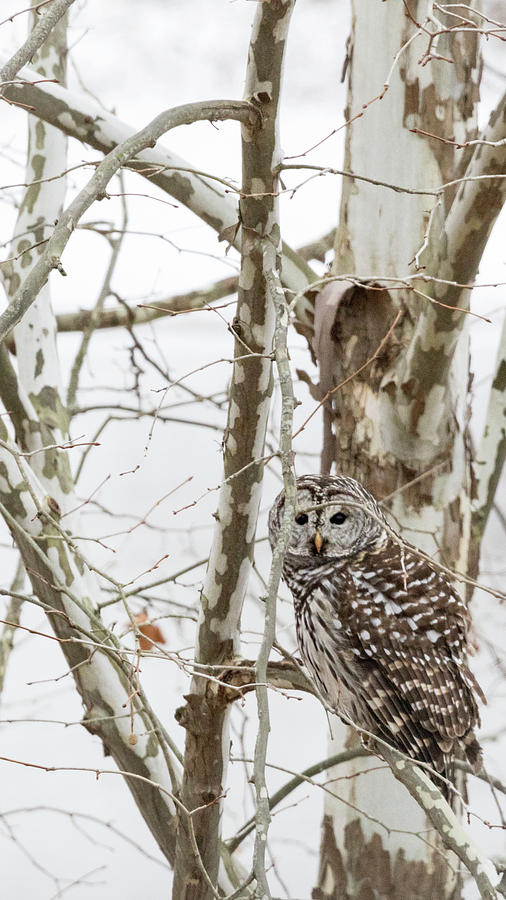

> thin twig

[{"left": 252, "top": 242, "right": 297, "bottom": 896}]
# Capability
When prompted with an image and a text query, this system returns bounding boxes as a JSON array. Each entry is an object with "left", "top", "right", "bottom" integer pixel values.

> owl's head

[{"left": 269, "top": 474, "right": 387, "bottom": 563}]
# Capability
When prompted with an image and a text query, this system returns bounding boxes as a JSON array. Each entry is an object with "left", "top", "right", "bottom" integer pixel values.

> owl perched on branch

[{"left": 269, "top": 474, "right": 484, "bottom": 797}]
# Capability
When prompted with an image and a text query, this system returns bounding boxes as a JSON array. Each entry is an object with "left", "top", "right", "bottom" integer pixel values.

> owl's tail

[
  {"left": 438, "top": 756, "right": 456, "bottom": 807},
  {"left": 463, "top": 731, "right": 483, "bottom": 774},
  {"left": 439, "top": 731, "right": 483, "bottom": 810}
]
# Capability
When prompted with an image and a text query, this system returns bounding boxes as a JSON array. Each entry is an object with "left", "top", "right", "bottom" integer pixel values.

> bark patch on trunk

[{"left": 313, "top": 814, "right": 452, "bottom": 900}]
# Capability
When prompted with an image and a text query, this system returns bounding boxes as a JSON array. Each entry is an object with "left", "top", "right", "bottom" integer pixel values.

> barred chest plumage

[{"left": 284, "top": 560, "right": 365, "bottom": 716}]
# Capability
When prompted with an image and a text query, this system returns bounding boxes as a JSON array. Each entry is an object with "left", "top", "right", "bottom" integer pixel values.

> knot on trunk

[{"left": 175, "top": 692, "right": 227, "bottom": 734}]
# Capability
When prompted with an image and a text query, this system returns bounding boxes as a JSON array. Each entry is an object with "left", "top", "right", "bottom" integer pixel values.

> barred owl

[{"left": 269, "top": 474, "right": 484, "bottom": 797}]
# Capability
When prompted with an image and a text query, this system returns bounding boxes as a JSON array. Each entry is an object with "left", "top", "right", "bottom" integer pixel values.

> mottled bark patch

[
  {"left": 416, "top": 82, "right": 454, "bottom": 196},
  {"left": 30, "top": 385, "right": 70, "bottom": 433},
  {"left": 330, "top": 285, "right": 398, "bottom": 389},
  {"left": 325, "top": 285, "right": 410, "bottom": 497},
  {"left": 0, "top": 465, "right": 28, "bottom": 519},
  {"left": 313, "top": 814, "right": 453, "bottom": 900},
  {"left": 494, "top": 358, "right": 506, "bottom": 393}
]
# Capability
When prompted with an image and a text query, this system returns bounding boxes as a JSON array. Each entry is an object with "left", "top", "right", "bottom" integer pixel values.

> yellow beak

[{"left": 314, "top": 531, "right": 323, "bottom": 554}]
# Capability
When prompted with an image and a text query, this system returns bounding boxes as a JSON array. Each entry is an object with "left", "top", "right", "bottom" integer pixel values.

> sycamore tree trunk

[
  {"left": 311, "top": 2, "right": 506, "bottom": 899},
  {"left": 170, "top": 3, "right": 296, "bottom": 897}
]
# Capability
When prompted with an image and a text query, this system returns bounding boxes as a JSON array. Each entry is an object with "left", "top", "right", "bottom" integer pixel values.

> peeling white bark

[
  {"left": 172, "top": 3, "right": 296, "bottom": 896},
  {"left": 0, "top": 58, "right": 316, "bottom": 310},
  {"left": 6, "top": 6, "right": 70, "bottom": 509},
  {"left": 473, "top": 310, "right": 506, "bottom": 538},
  {"left": 318, "top": 2, "right": 484, "bottom": 896}
]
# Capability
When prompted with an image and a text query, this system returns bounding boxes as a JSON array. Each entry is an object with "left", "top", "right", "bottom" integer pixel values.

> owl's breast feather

[{"left": 295, "top": 585, "right": 363, "bottom": 711}]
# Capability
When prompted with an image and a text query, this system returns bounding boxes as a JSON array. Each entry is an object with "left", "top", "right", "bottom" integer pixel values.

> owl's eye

[
  {"left": 295, "top": 513, "right": 308, "bottom": 525},
  {"left": 330, "top": 512, "right": 347, "bottom": 525}
]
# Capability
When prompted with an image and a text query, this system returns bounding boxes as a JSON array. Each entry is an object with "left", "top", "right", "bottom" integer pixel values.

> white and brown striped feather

[{"left": 269, "top": 474, "right": 485, "bottom": 797}]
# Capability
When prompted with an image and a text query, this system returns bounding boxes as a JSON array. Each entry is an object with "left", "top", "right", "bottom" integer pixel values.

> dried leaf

[
  {"left": 132, "top": 609, "right": 166, "bottom": 650},
  {"left": 217, "top": 220, "right": 240, "bottom": 252}
]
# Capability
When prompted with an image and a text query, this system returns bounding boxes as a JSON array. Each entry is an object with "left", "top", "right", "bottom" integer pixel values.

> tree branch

[
  {"left": 0, "top": 0, "right": 75, "bottom": 87},
  {"left": 381, "top": 745, "right": 506, "bottom": 900},
  {"left": 1, "top": 8, "right": 188, "bottom": 842},
  {"left": 6, "top": 0, "right": 72, "bottom": 509},
  {"left": 391, "top": 90, "right": 506, "bottom": 441},
  {"left": 0, "top": 559, "right": 25, "bottom": 697},
  {"left": 172, "top": 3, "right": 295, "bottom": 896},
  {"left": 0, "top": 99, "right": 259, "bottom": 344},
  {"left": 1, "top": 62, "right": 317, "bottom": 319},
  {"left": 0, "top": 444, "right": 182, "bottom": 864},
  {"left": 252, "top": 237, "right": 297, "bottom": 898}
]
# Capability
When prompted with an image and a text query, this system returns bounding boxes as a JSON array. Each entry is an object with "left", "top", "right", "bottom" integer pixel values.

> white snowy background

[{"left": 0, "top": 1, "right": 505, "bottom": 897}]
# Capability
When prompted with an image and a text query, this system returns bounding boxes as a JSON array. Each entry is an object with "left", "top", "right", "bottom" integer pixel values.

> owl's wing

[
  {"left": 349, "top": 605, "right": 482, "bottom": 765},
  {"left": 355, "top": 652, "right": 444, "bottom": 769},
  {"left": 343, "top": 553, "right": 482, "bottom": 737}
]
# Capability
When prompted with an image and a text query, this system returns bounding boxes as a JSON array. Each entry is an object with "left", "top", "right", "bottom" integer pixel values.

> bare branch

[
  {"left": 0, "top": 0, "right": 75, "bottom": 87},
  {"left": 252, "top": 239, "right": 297, "bottom": 897},
  {"left": 0, "top": 559, "right": 25, "bottom": 697},
  {"left": 0, "top": 62, "right": 317, "bottom": 317},
  {"left": 172, "top": 4, "right": 295, "bottom": 896},
  {"left": 0, "top": 436, "right": 182, "bottom": 865},
  {"left": 0, "top": 99, "right": 259, "bottom": 344},
  {"left": 381, "top": 745, "right": 506, "bottom": 900}
]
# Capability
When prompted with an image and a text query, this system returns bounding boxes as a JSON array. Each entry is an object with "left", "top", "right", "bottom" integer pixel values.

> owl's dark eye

[
  {"left": 295, "top": 513, "right": 308, "bottom": 525},
  {"left": 330, "top": 512, "right": 347, "bottom": 525}
]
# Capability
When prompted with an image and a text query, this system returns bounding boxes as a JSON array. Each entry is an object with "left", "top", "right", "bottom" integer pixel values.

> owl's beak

[{"left": 314, "top": 531, "right": 323, "bottom": 554}]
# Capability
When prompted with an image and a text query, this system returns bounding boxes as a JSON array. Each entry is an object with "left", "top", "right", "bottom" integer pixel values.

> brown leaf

[
  {"left": 132, "top": 610, "right": 166, "bottom": 650},
  {"left": 217, "top": 221, "right": 240, "bottom": 252}
]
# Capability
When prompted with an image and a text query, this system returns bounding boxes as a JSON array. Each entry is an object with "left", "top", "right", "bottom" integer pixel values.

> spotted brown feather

[{"left": 269, "top": 474, "right": 484, "bottom": 798}]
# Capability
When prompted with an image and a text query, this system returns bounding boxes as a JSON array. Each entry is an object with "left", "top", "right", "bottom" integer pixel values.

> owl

[{"left": 269, "top": 473, "right": 484, "bottom": 798}]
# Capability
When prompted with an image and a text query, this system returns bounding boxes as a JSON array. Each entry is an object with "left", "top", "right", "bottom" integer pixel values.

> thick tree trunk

[
  {"left": 313, "top": 3, "right": 483, "bottom": 897},
  {"left": 171, "top": 4, "right": 295, "bottom": 898}
]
